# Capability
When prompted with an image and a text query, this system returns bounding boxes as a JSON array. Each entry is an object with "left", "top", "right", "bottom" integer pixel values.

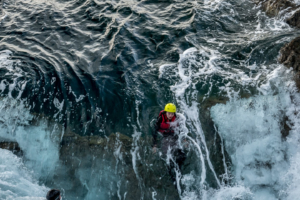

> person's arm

[
  {"left": 152, "top": 116, "right": 162, "bottom": 147},
  {"left": 152, "top": 130, "right": 158, "bottom": 147}
]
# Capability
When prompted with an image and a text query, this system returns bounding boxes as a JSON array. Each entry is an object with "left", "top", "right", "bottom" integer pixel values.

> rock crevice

[{"left": 254, "top": 0, "right": 300, "bottom": 28}]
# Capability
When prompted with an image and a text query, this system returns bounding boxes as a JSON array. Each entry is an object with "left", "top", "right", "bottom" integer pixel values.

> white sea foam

[
  {"left": 130, "top": 127, "right": 143, "bottom": 194},
  {"left": 0, "top": 148, "right": 48, "bottom": 200},
  {"left": 0, "top": 98, "right": 60, "bottom": 180},
  {"left": 208, "top": 186, "right": 253, "bottom": 200},
  {"left": 210, "top": 61, "right": 300, "bottom": 200},
  {"left": 0, "top": 50, "right": 28, "bottom": 99},
  {"left": 211, "top": 94, "right": 288, "bottom": 198}
]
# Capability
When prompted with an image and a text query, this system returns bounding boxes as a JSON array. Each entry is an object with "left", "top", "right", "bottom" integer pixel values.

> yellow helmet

[{"left": 164, "top": 103, "right": 176, "bottom": 113}]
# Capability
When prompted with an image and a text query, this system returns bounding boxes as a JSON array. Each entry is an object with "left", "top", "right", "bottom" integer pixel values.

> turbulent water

[{"left": 1, "top": 0, "right": 300, "bottom": 199}]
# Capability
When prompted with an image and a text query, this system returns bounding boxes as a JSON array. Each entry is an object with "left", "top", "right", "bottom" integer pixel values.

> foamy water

[{"left": 0, "top": 148, "right": 48, "bottom": 199}]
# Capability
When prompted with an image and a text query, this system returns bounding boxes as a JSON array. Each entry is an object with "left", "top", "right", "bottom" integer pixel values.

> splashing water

[
  {"left": 0, "top": 148, "right": 48, "bottom": 200},
  {"left": 159, "top": 0, "right": 300, "bottom": 198}
]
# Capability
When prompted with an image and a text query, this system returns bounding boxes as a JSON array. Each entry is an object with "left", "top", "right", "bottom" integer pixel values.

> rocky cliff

[
  {"left": 255, "top": 0, "right": 300, "bottom": 89},
  {"left": 254, "top": 0, "right": 300, "bottom": 28}
]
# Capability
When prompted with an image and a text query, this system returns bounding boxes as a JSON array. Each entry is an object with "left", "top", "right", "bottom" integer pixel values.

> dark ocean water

[
  {"left": 1, "top": 0, "right": 199, "bottom": 136},
  {"left": 0, "top": 0, "right": 297, "bottom": 134},
  {"left": 0, "top": 0, "right": 300, "bottom": 199}
]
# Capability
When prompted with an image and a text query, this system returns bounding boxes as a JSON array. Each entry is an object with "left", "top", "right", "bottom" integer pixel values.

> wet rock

[
  {"left": 254, "top": 0, "right": 300, "bottom": 28},
  {"left": 200, "top": 96, "right": 229, "bottom": 110},
  {"left": 57, "top": 132, "right": 133, "bottom": 199},
  {"left": 250, "top": 0, "right": 300, "bottom": 88},
  {"left": 281, "top": 116, "right": 292, "bottom": 138},
  {"left": 198, "top": 96, "right": 231, "bottom": 186},
  {"left": 0, "top": 141, "right": 23, "bottom": 156},
  {"left": 279, "top": 36, "right": 300, "bottom": 69},
  {"left": 286, "top": 10, "right": 300, "bottom": 28},
  {"left": 58, "top": 131, "right": 180, "bottom": 200},
  {"left": 279, "top": 36, "right": 300, "bottom": 88},
  {"left": 61, "top": 131, "right": 132, "bottom": 154},
  {"left": 254, "top": 0, "right": 298, "bottom": 17}
]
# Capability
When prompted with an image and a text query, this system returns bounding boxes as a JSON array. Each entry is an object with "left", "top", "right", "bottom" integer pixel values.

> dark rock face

[
  {"left": 254, "top": 0, "right": 300, "bottom": 28},
  {"left": 0, "top": 141, "right": 23, "bottom": 156},
  {"left": 279, "top": 36, "right": 300, "bottom": 70},
  {"left": 254, "top": 0, "right": 298, "bottom": 17},
  {"left": 198, "top": 96, "right": 232, "bottom": 186},
  {"left": 286, "top": 10, "right": 300, "bottom": 28},
  {"left": 56, "top": 132, "right": 180, "bottom": 200},
  {"left": 254, "top": 0, "right": 300, "bottom": 82},
  {"left": 279, "top": 36, "right": 300, "bottom": 88},
  {"left": 253, "top": 0, "right": 300, "bottom": 89}
]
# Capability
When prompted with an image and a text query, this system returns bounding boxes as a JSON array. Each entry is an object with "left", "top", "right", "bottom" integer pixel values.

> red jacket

[{"left": 156, "top": 110, "right": 176, "bottom": 134}]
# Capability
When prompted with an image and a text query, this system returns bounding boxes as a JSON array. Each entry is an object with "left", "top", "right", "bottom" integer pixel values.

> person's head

[
  {"left": 164, "top": 103, "right": 176, "bottom": 120},
  {"left": 46, "top": 189, "right": 61, "bottom": 200}
]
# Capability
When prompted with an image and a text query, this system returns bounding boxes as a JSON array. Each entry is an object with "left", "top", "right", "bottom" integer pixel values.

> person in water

[
  {"left": 152, "top": 103, "right": 186, "bottom": 169},
  {"left": 46, "top": 189, "right": 62, "bottom": 200}
]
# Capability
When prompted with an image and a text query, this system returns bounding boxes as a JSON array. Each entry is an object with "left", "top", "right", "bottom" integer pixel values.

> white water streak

[
  {"left": 214, "top": 125, "right": 228, "bottom": 183},
  {"left": 130, "top": 127, "right": 143, "bottom": 199},
  {"left": 163, "top": 48, "right": 221, "bottom": 189}
]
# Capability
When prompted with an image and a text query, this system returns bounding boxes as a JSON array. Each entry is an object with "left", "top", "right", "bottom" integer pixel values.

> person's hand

[
  {"left": 183, "top": 139, "right": 189, "bottom": 148},
  {"left": 152, "top": 145, "right": 157, "bottom": 153}
]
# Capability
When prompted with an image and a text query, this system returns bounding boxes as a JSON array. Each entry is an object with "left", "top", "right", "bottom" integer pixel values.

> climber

[{"left": 152, "top": 103, "right": 186, "bottom": 169}]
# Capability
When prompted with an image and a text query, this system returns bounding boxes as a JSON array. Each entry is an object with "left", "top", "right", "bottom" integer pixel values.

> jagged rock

[
  {"left": 279, "top": 36, "right": 300, "bottom": 88},
  {"left": 0, "top": 141, "right": 23, "bottom": 156},
  {"left": 281, "top": 116, "right": 292, "bottom": 138},
  {"left": 286, "top": 10, "right": 300, "bottom": 28},
  {"left": 278, "top": 37, "right": 299, "bottom": 137},
  {"left": 200, "top": 96, "right": 229, "bottom": 110},
  {"left": 254, "top": 0, "right": 300, "bottom": 28},
  {"left": 279, "top": 36, "right": 300, "bottom": 70},
  {"left": 254, "top": 0, "right": 297, "bottom": 17},
  {"left": 254, "top": 1, "right": 300, "bottom": 88}
]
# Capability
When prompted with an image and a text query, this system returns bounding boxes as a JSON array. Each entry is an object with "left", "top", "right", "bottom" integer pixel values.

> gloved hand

[{"left": 152, "top": 144, "right": 157, "bottom": 153}]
